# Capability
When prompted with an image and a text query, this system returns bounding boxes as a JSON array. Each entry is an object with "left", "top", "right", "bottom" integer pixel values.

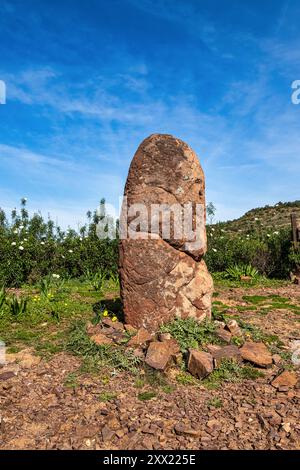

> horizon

[{"left": 0, "top": 0, "right": 300, "bottom": 229}]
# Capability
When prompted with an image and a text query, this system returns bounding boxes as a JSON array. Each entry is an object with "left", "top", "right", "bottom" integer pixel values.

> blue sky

[{"left": 0, "top": 0, "right": 299, "bottom": 229}]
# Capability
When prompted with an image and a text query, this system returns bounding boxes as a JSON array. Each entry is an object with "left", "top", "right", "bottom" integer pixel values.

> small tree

[{"left": 206, "top": 202, "right": 216, "bottom": 225}]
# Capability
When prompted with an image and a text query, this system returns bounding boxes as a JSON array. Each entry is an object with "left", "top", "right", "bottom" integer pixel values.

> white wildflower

[
  {"left": 19, "top": 246, "right": 24, "bottom": 251},
  {"left": 68, "top": 249, "right": 73, "bottom": 253},
  {"left": 212, "top": 248, "right": 217, "bottom": 253},
  {"left": 11, "top": 242, "right": 16, "bottom": 246},
  {"left": 41, "top": 241, "right": 45, "bottom": 245}
]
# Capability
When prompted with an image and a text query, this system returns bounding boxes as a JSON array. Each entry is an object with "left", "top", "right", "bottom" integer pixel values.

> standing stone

[{"left": 119, "top": 134, "right": 213, "bottom": 332}]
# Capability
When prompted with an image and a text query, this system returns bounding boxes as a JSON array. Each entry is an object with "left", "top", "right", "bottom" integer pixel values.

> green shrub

[
  {"left": 225, "top": 263, "right": 259, "bottom": 280},
  {"left": 5, "top": 294, "right": 28, "bottom": 317},
  {"left": 0, "top": 199, "right": 118, "bottom": 287}
]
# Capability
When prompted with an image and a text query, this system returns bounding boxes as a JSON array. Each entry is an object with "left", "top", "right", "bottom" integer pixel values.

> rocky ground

[{"left": 0, "top": 283, "right": 299, "bottom": 450}]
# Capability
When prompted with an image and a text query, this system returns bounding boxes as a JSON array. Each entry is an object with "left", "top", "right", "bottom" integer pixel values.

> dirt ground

[{"left": 0, "top": 284, "right": 299, "bottom": 450}]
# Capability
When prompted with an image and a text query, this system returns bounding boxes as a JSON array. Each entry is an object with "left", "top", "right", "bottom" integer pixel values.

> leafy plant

[
  {"left": 160, "top": 318, "right": 220, "bottom": 353},
  {"left": 6, "top": 294, "right": 28, "bottom": 317},
  {"left": 67, "top": 320, "right": 142, "bottom": 373},
  {"left": 39, "top": 276, "right": 52, "bottom": 297},
  {"left": 91, "top": 270, "right": 107, "bottom": 292},
  {"left": 108, "top": 272, "right": 120, "bottom": 290},
  {"left": 225, "top": 263, "right": 259, "bottom": 280}
]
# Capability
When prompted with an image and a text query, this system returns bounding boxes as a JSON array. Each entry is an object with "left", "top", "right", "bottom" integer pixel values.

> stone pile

[{"left": 86, "top": 317, "right": 297, "bottom": 387}]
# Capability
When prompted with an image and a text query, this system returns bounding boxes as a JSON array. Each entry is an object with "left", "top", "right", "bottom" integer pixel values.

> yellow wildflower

[
  {"left": 111, "top": 316, "right": 117, "bottom": 322},
  {"left": 103, "top": 310, "right": 109, "bottom": 317}
]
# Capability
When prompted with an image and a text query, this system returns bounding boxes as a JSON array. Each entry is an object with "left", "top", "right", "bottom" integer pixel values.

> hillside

[{"left": 215, "top": 201, "right": 300, "bottom": 233}]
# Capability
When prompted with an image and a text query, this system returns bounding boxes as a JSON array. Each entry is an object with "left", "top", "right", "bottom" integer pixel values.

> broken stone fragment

[
  {"left": 158, "top": 332, "right": 172, "bottom": 342},
  {"left": 187, "top": 349, "right": 214, "bottom": 379},
  {"left": 272, "top": 354, "right": 282, "bottom": 365},
  {"left": 127, "top": 327, "right": 153, "bottom": 348},
  {"left": 206, "top": 344, "right": 222, "bottom": 355},
  {"left": 102, "top": 317, "right": 124, "bottom": 331},
  {"left": 226, "top": 319, "right": 243, "bottom": 337},
  {"left": 216, "top": 327, "right": 232, "bottom": 344},
  {"left": 90, "top": 333, "right": 113, "bottom": 346},
  {"left": 174, "top": 424, "right": 201, "bottom": 437},
  {"left": 145, "top": 340, "right": 179, "bottom": 370},
  {"left": 5, "top": 349, "right": 41, "bottom": 368},
  {"left": 0, "top": 371, "right": 16, "bottom": 381},
  {"left": 271, "top": 371, "right": 298, "bottom": 389},
  {"left": 240, "top": 275, "right": 252, "bottom": 281},
  {"left": 124, "top": 324, "right": 137, "bottom": 335},
  {"left": 212, "top": 345, "right": 242, "bottom": 367},
  {"left": 239, "top": 341, "right": 272, "bottom": 368}
]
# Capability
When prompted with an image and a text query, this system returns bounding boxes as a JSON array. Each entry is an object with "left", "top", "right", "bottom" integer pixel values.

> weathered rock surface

[
  {"left": 90, "top": 333, "right": 114, "bottom": 346},
  {"left": 212, "top": 345, "right": 242, "bottom": 367},
  {"left": 239, "top": 342, "right": 272, "bottom": 368},
  {"left": 216, "top": 327, "right": 232, "bottom": 343},
  {"left": 226, "top": 319, "right": 243, "bottom": 337},
  {"left": 119, "top": 134, "right": 213, "bottom": 332},
  {"left": 5, "top": 349, "right": 41, "bottom": 369},
  {"left": 187, "top": 349, "right": 214, "bottom": 379},
  {"left": 127, "top": 327, "right": 153, "bottom": 348},
  {"left": 145, "top": 339, "right": 180, "bottom": 370},
  {"left": 271, "top": 371, "right": 298, "bottom": 389}
]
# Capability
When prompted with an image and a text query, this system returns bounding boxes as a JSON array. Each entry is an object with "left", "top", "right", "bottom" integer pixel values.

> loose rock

[
  {"left": 271, "top": 371, "right": 298, "bottom": 389},
  {"left": 212, "top": 345, "right": 242, "bottom": 367},
  {"left": 90, "top": 333, "right": 114, "bottom": 346},
  {"left": 145, "top": 341, "right": 178, "bottom": 370},
  {"left": 239, "top": 342, "right": 272, "bottom": 368},
  {"left": 187, "top": 349, "right": 214, "bottom": 379},
  {"left": 127, "top": 328, "right": 153, "bottom": 348}
]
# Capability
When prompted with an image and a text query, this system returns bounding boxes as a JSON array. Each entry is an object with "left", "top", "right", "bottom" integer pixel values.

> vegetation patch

[
  {"left": 66, "top": 320, "right": 142, "bottom": 374},
  {"left": 138, "top": 391, "right": 157, "bottom": 401},
  {"left": 160, "top": 317, "right": 222, "bottom": 353},
  {"left": 98, "top": 391, "right": 117, "bottom": 402},
  {"left": 203, "top": 359, "right": 264, "bottom": 389}
]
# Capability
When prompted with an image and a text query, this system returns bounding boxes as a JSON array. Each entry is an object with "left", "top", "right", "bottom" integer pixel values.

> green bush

[
  {"left": 0, "top": 199, "right": 118, "bottom": 287},
  {"left": 205, "top": 225, "right": 293, "bottom": 278}
]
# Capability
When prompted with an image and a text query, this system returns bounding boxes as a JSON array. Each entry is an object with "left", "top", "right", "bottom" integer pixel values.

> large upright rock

[{"left": 119, "top": 134, "right": 213, "bottom": 332}]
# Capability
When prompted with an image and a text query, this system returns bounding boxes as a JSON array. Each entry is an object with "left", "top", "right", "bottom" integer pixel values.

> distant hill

[{"left": 214, "top": 201, "right": 300, "bottom": 233}]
